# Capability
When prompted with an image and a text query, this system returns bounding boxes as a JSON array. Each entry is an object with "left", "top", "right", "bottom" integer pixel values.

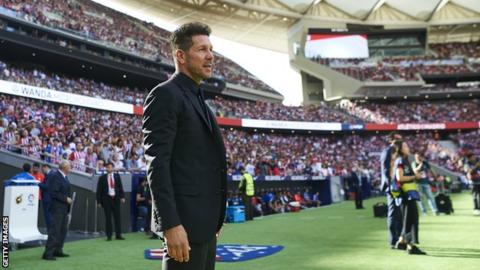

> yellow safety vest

[
  {"left": 401, "top": 182, "right": 417, "bottom": 193},
  {"left": 239, "top": 173, "right": 254, "bottom": 196}
]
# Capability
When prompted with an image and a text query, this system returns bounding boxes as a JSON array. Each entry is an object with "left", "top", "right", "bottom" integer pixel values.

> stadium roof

[{"left": 112, "top": 0, "right": 480, "bottom": 52}]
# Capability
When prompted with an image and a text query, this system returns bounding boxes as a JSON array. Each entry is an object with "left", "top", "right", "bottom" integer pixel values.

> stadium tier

[
  {"left": 306, "top": 40, "right": 480, "bottom": 82},
  {"left": 310, "top": 51, "right": 480, "bottom": 82},
  {"left": 337, "top": 98, "right": 480, "bottom": 124},
  {"left": 2, "top": 59, "right": 480, "bottom": 126},
  {"left": 0, "top": 0, "right": 278, "bottom": 94},
  {"left": 1, "top": 91, "right": 478, "bottom": 182}
]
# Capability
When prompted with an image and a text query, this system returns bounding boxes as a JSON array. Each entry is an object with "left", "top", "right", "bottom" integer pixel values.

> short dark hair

[
  {"left": 22, "top": 163, "right": 31, "bottom": 172},
  {"left": 388, "top": 132, "right": 401, "bottom": 142},
  {"left": 393, "top": 140, "right": 404, "bottom": 157},
  {"left": 32, "top": 162, "right": 41, "bottom": 168},
  {"left": 170, "top": 22, "right": 211, "bottom": 52},
  {"left": 106, "top": 162, "right": 114, "bottom": 167}
]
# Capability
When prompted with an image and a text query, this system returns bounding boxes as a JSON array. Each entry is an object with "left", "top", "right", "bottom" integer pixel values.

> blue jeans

[
  {"left": 387, "top": 193, "right": 403, "bottom": 246},
  {"left": 417, "top": 183, "right": 438, "bottom": 213},
  {"left": 137, "top": 206, "right": 150, "bottom": 232},
  {"left": 138, "top": 206, "right": 148, "bottom": 217}
]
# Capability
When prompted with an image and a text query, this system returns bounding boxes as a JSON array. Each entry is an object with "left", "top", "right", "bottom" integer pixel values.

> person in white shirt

[{"left": 96, "top": 162, "right": 126, "bottom": 241}]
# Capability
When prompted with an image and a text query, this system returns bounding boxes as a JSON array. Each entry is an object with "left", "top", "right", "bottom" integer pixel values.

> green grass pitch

[{"left": 9, "top": 192, "right": 480, "bottom": 270}]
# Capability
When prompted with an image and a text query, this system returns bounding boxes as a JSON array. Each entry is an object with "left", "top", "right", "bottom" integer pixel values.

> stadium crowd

[
  {"left": 0, "top": 61, "right": 147, "bottom": 105},
  {"left": 2, "top": 59, "right": 478, "bottom": 125},
  {"left": 338, "top": 99, "right": 480, "bottom": 124},
  {"left": 0, "top": 94, "right": 145, "bottom": 173},
  {"left": 430, "top": 42, "right": 480, "bottom": 58},
  {"left": 0, "top": 94, "right": 478, "bottom": 191},
  {"left": 207, "top": 96, "right": 360, "bottom": 122},
  {"left": 223, "top": 129, "right": 381, "bottom": 180},
  {"left": 0, "top": 94, "right": 377, "bottom": 176},
  {"left": 227, "top": 187, "right": 322, "bottom": 218},
  {"left": 0, "top": 0, "right": 276, "bottom": 93},
  {"left": 310, "top": 42, "right": 480, "bottom": 81},
  {"left": 313, "top": 56, "right": 476, "bottom": 81}
]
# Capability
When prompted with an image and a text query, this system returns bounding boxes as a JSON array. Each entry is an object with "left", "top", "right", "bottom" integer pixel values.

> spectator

[
  {"left": 136, "top": 178, "right": 153, "bottom": 236},
  {"left": 11, "top": 163, "right": 35, "bottom": 180}
]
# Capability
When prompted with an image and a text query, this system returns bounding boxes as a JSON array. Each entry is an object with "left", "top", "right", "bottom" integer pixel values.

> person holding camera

[
  {"left": 392, "top": 140, "right": 426, "bottom": 255},
  {"left": 467, "top": 158, "right": 480, "bottom": 216},
  {"left": 412, "top": 153, "right": 438, "bottom": 215}
]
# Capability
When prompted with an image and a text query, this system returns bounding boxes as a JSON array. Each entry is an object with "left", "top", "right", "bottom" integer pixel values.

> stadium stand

[
  {"left": 0, "top": 60, "right": 147, "bottom": 105},
  {"left": 1, "top": 89, "right": 477, "bottom": 183},
  {"left": 311, "top": 54, "right": 477, "bottom": 82},
  {"left": 207, "top": 96, "right": 361, "bottom": 122},
  {"left": 3, "top": 58, "right": 477, "bottom": 125},
  {"left": 337, "top": 98, "right": 480, "bottom": 123},
  {"left": 0, "top": 0, "right": 277, "bottom": 94},
  {"left": 308, "top": 42, "right": 480, "bottom": 82}
]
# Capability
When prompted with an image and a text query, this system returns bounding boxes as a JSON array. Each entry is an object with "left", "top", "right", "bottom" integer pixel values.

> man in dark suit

[
  {"left": 142, "top": 22, "right": 227, "bottom": 270},
  {"left": 380, "top": 132, "right": 405, "bottom": 249},
  {"left": 42, "top": 160, "right": 72, "bottom": 260},
  {"left": 39, "top": 164, "right": 53, "bottom": 231},
  {"left": 349, "top": 166, "right": 364, "bottom": 209},
  {"left": 96, "top": 162, "right": 126, "bottom": 241}
]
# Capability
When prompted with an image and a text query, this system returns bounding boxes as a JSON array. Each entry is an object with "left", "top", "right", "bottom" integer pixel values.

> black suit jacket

[
  {"left": 349, "top": 172, "right": 362, "bottom": 190},
  {"left": 142, "top": 72, "right": 227, "bottom": 244},
  {"left": 96, "top": 173, "right": 125, "bottom": 205},
  {"left": 380, "top": 145, "right": 393, "bottom": 192},
  {"left": 47, "top": 170, "right": 71, "bottom": 213}
]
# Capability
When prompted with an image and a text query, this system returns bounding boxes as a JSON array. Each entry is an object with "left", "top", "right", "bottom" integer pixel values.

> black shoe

[
  {"left": 149, "top": 234, "right": 157, "bottom": 240},
  {"left": 42, "top": 255, "right": 56, "bottom": 261},
  {"left": 408, "top": 245, "right": 427, "bottom": 255},
  {"left": 54, "top": 253, "right": 70, "bottom": 257},
  {"left": 106, "top": 237, "right": 112, "bottom": 241},
  {"left": 395, "top": 242, "right": 407, "bottom": 250},
  {"left": 116, "top": 236, "right": 125, "bottom": 240}
]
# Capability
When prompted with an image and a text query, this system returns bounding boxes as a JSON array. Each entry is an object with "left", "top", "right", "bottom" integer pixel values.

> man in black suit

[
  {"left": 42, "top": 160, "right": 72, "bottom": 260},
  {"left": 142, "top": 22, "right": 227, "bottom": 270},
  {"left": 96, "top": 162, "right": 126, "bottom": 241},
  {"left": 380, "top": 132, "right": 405, "bottom": 249},
  {"left": 349, "top": 166, "right": 364, "bottom": 209}
]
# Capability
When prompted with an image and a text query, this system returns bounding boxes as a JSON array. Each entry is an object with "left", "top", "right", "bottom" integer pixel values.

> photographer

[
  {"left": 466, "top": 154, "right": 480, "bottom": 215},
  {"left": 412, "top": 153, "right": 438, "bottom": 215},
  {"left": 393, "top": 140, "right": 426, "bottom": 255}
]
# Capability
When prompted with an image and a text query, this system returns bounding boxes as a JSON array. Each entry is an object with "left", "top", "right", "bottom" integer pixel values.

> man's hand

[
  {"left": 67, "top": 197, "right": 73, "bottom": 204},
  {"left": 97, "top": 203, "right": 102, "bottom": 208},
  {"left": 121, "top": 198, "right": 126, "bottom": 204},
  {"left": 164, "top": 225, "right": 190, "bottom": 263}
]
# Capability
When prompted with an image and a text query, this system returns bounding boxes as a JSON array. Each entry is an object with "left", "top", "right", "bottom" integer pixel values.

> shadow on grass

[{"left": 424, "top": 246, "right": 480, "bottom": 259}]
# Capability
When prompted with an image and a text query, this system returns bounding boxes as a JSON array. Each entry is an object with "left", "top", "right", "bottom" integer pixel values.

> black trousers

[
  {"left": 43, "top": 208, "right": 68, "bottom": 257},
  {"left": 242, "top": 194, "right": 253, "bottom": 220},
  {"left": 354, "top": 187, "right": 363, "bottom": 209},
  {"left": 473, "top": 185, "right": 480, "bottom": 210},
  {"left": 401, "top": 199, "right": 419, "bottom": 244},
  {"left": 146, "top": 204, "right": 152, "bottom": 232},
  {"left": 163, "top": 236, "right": 217, "bottom": 270},
  {"left": 386, "top": 193, "right": 403, "bottom": 246},
  {"left": 41, "top": 200, "right": 52, "bottom": 231},
  {"left": 102, "top": 198, "right": 122, "bottom": 238}
]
